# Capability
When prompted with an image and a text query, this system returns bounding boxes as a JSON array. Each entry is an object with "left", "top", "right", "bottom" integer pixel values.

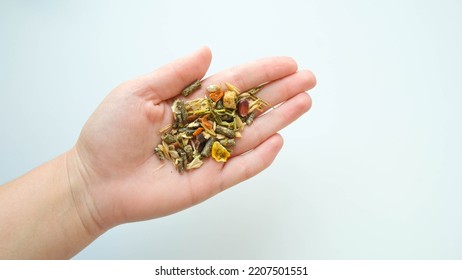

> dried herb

[
  {"left": 215, "top": 125, "right": 235, "bottom": 138},
  {"left": 181, "top": 80, "right": 201, "bottom": 97},
  {"left": 154, "top": 81, "right": 268, "bottom": 173},
  {"left": 201, "top": 137, "right": 215, "bottom": 158},
  {"left": 245, "top": 112, "right": 256, "bottom": 125}
]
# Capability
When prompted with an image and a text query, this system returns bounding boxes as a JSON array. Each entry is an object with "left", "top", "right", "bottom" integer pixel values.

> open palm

[{"left": 70, "top": 47, "right": 316, "bottom": 231}]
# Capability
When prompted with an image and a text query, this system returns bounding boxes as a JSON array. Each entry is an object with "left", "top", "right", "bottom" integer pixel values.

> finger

[
  {"left": 232, "top": 92, "right": 312, "bottom": 156},
  {"left": 255, "top": 69, "right": 316, "bottom": 115},
  {"left": 219, "top": 133, "right": 284, "bottom": 190},
  {"left": 186, "top": 56, "right": 298, "bottom": 100},
  {"left": 140, "top": 46, "right": 212, "bottom": 103}
]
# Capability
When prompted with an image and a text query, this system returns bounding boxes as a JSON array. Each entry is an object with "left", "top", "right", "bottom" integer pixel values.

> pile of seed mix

[{"left": 154, "top": 80, "right": 268, "bottom": 173}]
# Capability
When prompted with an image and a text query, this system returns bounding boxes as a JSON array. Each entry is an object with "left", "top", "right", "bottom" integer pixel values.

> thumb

[{"left": 140, "top": 46, "right": 212, "bottom": 102}]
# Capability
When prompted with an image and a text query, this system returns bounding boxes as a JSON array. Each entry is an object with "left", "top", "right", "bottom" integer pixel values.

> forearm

[{"left": 0, "top": 151, "right": 100, "bottom": 259}]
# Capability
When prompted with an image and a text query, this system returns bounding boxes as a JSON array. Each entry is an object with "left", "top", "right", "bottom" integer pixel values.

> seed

[{"left": 238, "top": 99, "right": 249, "bottom": 117}]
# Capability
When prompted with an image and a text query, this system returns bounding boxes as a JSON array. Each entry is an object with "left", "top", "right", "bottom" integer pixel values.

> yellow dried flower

[{"left": 211, "top": 141, "right": 231, "bottom": 162}]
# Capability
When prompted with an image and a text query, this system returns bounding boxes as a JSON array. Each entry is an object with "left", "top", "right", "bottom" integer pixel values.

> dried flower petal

[
  {"left": 193, "top": 127, "right": 204, "bottom": 136},
  {"left": 207, "top": 84, "right": 223, "bottom": 102},
  {"left": 201, "top": 116, "right": 213, "bottom": 130},
  {"left": 211, "top": 141, "right": 231, "bottom": 162},
  {"left": 209, "top": 91, "right": 224, "bottom": 102}
]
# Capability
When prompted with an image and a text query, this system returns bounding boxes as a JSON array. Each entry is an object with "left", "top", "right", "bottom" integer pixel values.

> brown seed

[{"left": 238, "top": 99, "right": 249, "bottom": 117}]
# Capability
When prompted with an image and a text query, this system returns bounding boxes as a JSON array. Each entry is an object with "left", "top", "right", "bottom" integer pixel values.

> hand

[{"left": 68, "top": 47, "right": 316, "bottom": 235}]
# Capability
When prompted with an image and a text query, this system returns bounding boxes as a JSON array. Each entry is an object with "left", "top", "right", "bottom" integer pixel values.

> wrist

[
  {"left": 65, "top": 148, "right": 108, "bottom": 239},
  {"left": 0, "top": 150, "right": 104, "bottom": 259}
]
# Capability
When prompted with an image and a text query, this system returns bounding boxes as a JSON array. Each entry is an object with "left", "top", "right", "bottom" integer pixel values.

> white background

[{"left": 1, "top": 0, "right": 461, "bottom": 259}]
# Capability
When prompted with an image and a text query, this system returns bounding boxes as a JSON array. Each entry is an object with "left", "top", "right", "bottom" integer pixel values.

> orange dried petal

[
  {"left": 193, "top": 127, "right": 204, "bottom": 136},
  {"left": 209, "top": 91, "right": 224, "bottom": 102},
  {"left": 201, "top": 116, "right": 213, "bottom": 129}
]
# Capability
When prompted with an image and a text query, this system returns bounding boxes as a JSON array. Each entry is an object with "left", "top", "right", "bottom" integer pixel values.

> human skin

[{"left": 0, "top": 47, "right": 316, "bottom": 259}]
